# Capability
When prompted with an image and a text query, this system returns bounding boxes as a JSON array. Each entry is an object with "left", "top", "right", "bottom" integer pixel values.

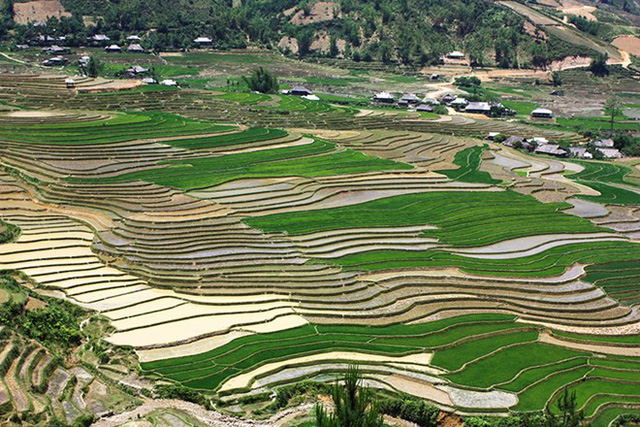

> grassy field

[
  {"left": 1, "top": 65, "right": 640, "bottom": 424},
  {"left": 246, "top": 190, "right": 607, "bottom": 247},
  {"left": 85, "top": 138, "right": 412, "bottom": 190},
  {"left": 436, "top": 145, "right": 502, "bottom": 184},
  {"left": 0, "top": 111, "right": 228, "bottom": 145}
]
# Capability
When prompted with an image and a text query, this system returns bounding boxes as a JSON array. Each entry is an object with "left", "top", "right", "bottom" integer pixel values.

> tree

[
  {"left": 2, "top": 0, "right": 14, "bottom": 24},
  {"left": 315, "top": 365, "right": 383, "bottom": 427},
  {"left": 588, "top": 53, "right": 609, "bottom": 77},
  {"left": 85, "top": 56, "right": 101, "bottom": 78},
  {"left": 604, "top": 96, "right": 622, "bottom": 135},
  {"left": 297, "top": 28, "right": 314, "bottom": 57},
  {"left": 329, "top": 35, "right": 339, "bottom": 58},
  {"left": 551, "top": 71, "right": 562, "bottom": 87},
  {"left": 556, "top": 388, "right": 584, "bottom": 427},
  {"left": 242, "top": 67, "right": 279, "bottom": 94},
  {"left": 531, "top": 44, "right": 550, "bottom": 70}
]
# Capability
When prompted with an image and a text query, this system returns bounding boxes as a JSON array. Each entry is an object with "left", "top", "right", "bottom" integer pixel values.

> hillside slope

[{"left": 4, "top": 0, "right": 638, "bottom": 67}]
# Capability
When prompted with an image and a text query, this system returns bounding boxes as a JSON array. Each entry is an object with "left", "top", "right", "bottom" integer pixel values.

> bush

[
  {"left": 0, "top": 220, "right": 19, "bottom": 243},
  {"left": 454, "top": 76, "right": 481, "bottom": 87},
  {"left": 433, "top": 105, "right": 448, "bottom": 115},
  {"left": 589, "top": 53, "right": 609, "bottom": 77},
  {"left": 155, "top": 384, "right": 207, "bottom": 406},
  {"left": 242, "top": 67, "right": 279, "bottom": 94},
  {"left": 378, "top": 396, "right": 439, "bottom": 427},
  {"left": 271, "top": 380, "right": 331, "bottom": 409}
]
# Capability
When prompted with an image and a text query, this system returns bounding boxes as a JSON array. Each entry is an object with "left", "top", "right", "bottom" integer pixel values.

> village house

[
  {"left": 421, "top": 97, "right": 440, "bottom": 105},
  {"left": 290, "top": 86, "right": 312, "bottom": 96},
  {"left": 534, "top": 143, "right": 567, "bottom": 157},
  {"left": 415, "top": 104, "right": 434, "bottom": 112},
  {"left": 65, "top": 78, "right": 76, "bottom": 89},
  {"left": 569, "top": 147, "right": 593, "bottom": 159},
  {"left": 127, "top": 44, "right": 146, "bottom": 53},
  {"left": 531, "top": 108, "right": 554, "bottom": 119},
  {"left": 450, "top": 98, "right": 468, "bottom": 110},
  {"left": 193, "top": 37, "right": 213, "bottom": 45},
  {"left": 125, "top": 66, "right": 149, "bottom": 77},
  {"left": 104, "top": 44, "right": 122, "bottom": 53},
  {"left": 446, "top": 51, "right": 465, "bottom": 59},
  {"left": 594, "top": 139, "right": 615, "bottom": 148},
  {"left": 127, "top": 35, "right": 141, "bottom": 41},
  {"left": 373, "top": 91, "right": 395, "bottom": 104},
  {"left": 465, "top": 102, "right": 491, "bottom": 114},
  {"left": 43, "top": 45, "right": 68, "bottom": 54},
  {"left": 42, "top": 56, "right": 68, "bottom": 66},
  {"left": 160, "top": 79, "right": 179, "bottom": 86},
  {"left": 400, "top": 93, "right": 420, "bottom": 104},
  {"left": 503, "top": 136, "right": 524, "bottom": 147},
  {"left": 32, "top": 35, "right": 56, "bottom": 45},
  {"left": 597, "top": 148, "right": 622, "bottom": 158},
  {"left": 142, "top": 77, "right": 157, "bottom": 84},
  {"left": 430, "top": 73, "right": 440, "bottom": 80},
  {"left": 90, "top": 34, "right": 110, "bottom": 43},
  {"left": 441, "top": 93, "right": 457, "bottom": 104}
]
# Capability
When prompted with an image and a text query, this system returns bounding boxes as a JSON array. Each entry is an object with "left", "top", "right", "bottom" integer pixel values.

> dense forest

[{"left": 0, "top": 0, "right": 636, "bottom": 67}]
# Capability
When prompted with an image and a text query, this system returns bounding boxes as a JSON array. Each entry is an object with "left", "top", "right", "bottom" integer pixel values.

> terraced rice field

[
  {"left": 0, "top": 77, "right": 639, "bottom": 424},
  {"left": 0, "top": 327, "right": 134, "bottom": 423}
]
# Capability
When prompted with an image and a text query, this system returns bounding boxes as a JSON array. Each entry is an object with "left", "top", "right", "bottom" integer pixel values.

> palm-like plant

[{"left": 315, "top": 365, "right": 383, "bottom": 427}]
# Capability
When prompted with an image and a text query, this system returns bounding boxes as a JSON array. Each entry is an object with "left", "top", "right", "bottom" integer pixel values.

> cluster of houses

[
  {"left": 33, "top": 33, "right": 218, "bottom": 67},
  {"left": 93, "top": 34, "right": 147, "bottom": 54},
  {"left": 372, "top": 91, "right": 435, "bottom": 112},
  {"left": 493, "top": 134, "right": 623, "bottom": 159},
  {"left": 372, "top": 91, "right": 519, "bottom": 117}
]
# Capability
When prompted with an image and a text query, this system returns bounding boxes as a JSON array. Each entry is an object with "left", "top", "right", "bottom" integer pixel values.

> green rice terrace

[{"left": 0, "top": 70, "right": 639, "bottom": 427}]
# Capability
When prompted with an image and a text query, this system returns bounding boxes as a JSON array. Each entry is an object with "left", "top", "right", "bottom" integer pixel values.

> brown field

[
  {"left": 289, "top": 1, "right": 340, "bottom": 25},
  {"left": 560, "top": 0, "right": 598, "bottom": 21},
  {"left": 13, "top": 0, "right": 71, "bottom": 25},
  {"left": 613, "top": 35, "right": 640, "bottom": 56}
]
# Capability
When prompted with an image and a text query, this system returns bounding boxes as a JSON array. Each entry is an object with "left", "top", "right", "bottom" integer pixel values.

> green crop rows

[
  {"left": 163, "top": 127, "right": 286, "bottom": 150},
  {"left": 0, "top": 111, "right": 229, "bottom": 145},
  {"left": 437, "top": 145, "right": 502, "bottom": 185},
  {"left": 83, "top": 138, "right": 412, "bottom": 190},
  {"left": 247, "top": 191, "right": 607, "bottom": 247}
]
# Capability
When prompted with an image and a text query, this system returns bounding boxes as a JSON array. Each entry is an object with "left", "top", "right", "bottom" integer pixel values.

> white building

[{"left": 531, "top": 108, "right": 554, "bottom": 119}]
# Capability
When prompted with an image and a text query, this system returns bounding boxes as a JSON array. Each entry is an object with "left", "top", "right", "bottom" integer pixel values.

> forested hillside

[{"left": 1, "top": 0, "right": 638, "bottom": 67}]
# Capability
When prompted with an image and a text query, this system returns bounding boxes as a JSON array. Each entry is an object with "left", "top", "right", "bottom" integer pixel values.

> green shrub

[
  {"left": 155, "top": 384, "right": 207, "bottom": 406},
  {"left": 378, "top": 396, "right": 439, "bottom": 426}
]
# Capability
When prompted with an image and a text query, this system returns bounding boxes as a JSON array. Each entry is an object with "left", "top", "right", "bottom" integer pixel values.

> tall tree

[
  {"left": 85, "top": 57, "right": 102, "bottom": 78},
  {"left": 556, "top": 388, "right": 584, "bottom": 427},
  {"left": 242, "top": 67, "right": 279, "bottom": 94},
  {"left": 297, "top": 28, "right": 314, "bottom": 57},
  {"left": 315, "top": 365, "right": 383, "bottom": 427},
  {"left": 604, "top": 96, "right": 622, "bottom": 135},
  {"left": 589, "top": 53, "right": 609, "bottom": 77}
]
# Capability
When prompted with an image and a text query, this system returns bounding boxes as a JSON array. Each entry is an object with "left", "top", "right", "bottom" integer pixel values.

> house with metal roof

[{"left": 531, "top": 108, "right": 554, "bottom": 119}]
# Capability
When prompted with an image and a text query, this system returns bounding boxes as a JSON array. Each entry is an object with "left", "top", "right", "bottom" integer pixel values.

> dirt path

[
  {"left": 0, "top": 52, "right": 29, "bottom": 65},
  {"left": 618, "top": 49, "right": 632, "bottom": 68},
  {"left": 539, "top": 331, "right": 640, "bottom": 357},
  {"left": 423, "top": 80, "right": 455, "bottom": 99}
]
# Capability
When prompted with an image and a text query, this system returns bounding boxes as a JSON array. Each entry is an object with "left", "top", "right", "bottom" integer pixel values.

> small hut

[
  {"left": 104, "top": 44, "right": 122, "bottom": 53},
  {"left": 531, "top": 108, "right": 554, "bottom": 119},
  {"left": 127, "top": 44, "right": 145, "bottom": 53},
  {"left": 290, "top": 86, "right": 312, "bottom": 96}
]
